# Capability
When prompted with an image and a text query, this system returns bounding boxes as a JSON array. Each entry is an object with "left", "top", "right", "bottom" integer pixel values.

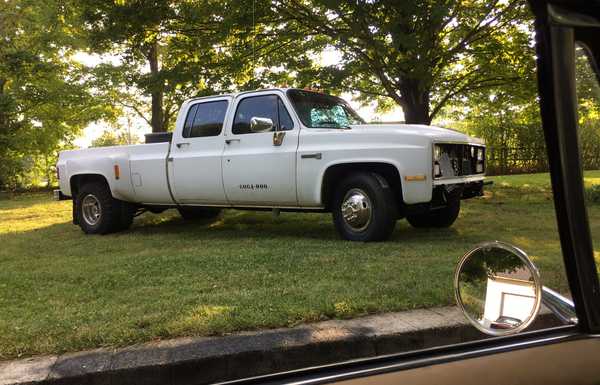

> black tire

[
  {"left": 177, "top": 206, "right": 222, "bottom": 222},
  {"left": 76, "top": 182, "right": 129, "bottom": 234},
  {"left": 332, "top": 172, "right": 397, "bottom": 242},
  {"left": 406, "top": 199, "right": 461, "bottom": 228}
]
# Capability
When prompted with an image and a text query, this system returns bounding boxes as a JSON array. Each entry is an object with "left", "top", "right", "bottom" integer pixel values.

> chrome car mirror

[
  {"left": 250, "top": 117, "right": 274, "bottom": 133},
  {"left": 454, "top": 241, "right": 543, "bottom": 336}
]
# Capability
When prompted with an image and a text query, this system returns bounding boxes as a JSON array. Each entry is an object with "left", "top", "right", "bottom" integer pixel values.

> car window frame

[
  {"left": 182, "top": 99, "right": 230, "bottom": 139},
  {"left": 286, "top": 88, "right": 366, "bottom": 128},
  {"left": 231, "top": 93, "right": 296, "bottom": 135}
]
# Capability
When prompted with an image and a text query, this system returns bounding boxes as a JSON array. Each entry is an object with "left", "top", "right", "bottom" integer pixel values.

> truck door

[
  {"left": 169, "top": 98, "right": 230, "bottom": 204},
  {"left": 222, "top": 91, "right": 299, "bottom": 206}
]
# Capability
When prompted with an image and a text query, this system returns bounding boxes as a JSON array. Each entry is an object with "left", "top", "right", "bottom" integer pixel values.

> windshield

[{"left": 287, "top": 89, "right": 366, "bottom": 128}]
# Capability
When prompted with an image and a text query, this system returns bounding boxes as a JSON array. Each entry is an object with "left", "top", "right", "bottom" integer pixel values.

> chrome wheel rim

[
  {"left": 81, "top": 194, "right": 102, "bottom": 226},
  {"left": 341, "top": 188, "right": 372, "bottom": 232}
]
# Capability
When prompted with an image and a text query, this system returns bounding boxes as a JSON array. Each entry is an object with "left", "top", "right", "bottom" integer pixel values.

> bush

[{"left": 585, "top": 184, "right": 600, "bottom": 204}]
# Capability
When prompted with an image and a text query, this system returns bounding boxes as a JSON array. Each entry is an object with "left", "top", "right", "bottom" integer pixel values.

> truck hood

[{"left": 348, "top": 123, "right": 484, "bottom": 145}]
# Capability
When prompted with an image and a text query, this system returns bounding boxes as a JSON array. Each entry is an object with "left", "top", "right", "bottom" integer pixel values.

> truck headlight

[{"left": 477, "top": 148, "right": 484, "bottom": 161}]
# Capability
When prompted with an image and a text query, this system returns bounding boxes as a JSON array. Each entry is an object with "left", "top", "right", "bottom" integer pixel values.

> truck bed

[{"left": 57, "top": 142, "right": 172, "bottom": 204}]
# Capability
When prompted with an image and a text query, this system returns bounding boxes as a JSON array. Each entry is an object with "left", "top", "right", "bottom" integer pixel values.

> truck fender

[
  {"left": 316, "top": 160, "right": 406, "bottom": 208},
  {"left": 66, "top": 154, "right": 135, "bottom": 202}
]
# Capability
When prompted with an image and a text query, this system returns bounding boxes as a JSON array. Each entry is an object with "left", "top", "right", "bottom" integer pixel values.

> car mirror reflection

[{"left": 454, "top": 241, "right": 543, "bottom": 336}]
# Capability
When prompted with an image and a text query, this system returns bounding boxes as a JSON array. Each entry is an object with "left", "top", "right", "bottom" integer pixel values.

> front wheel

[
  {"left": 332, "top": 172, "right": 397, "bottom": 242},
  {"left": 406, "top": 199, "right": 461, "bottom": 228}
]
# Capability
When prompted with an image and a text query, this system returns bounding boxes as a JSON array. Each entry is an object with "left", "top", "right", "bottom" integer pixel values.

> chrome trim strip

[
  {"left": 433, "top": 175, "right": 485, "bottom": 185},
  {"left": 138, "top": 203, "right": 325, "bottom": 210},
  {"left": 542, "top": 286, "right": 578, "bottom": 324}
]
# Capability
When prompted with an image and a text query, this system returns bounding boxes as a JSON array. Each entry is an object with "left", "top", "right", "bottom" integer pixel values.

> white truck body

[{"left": 56, "top": 88, "right": 486, "bottom": 240}]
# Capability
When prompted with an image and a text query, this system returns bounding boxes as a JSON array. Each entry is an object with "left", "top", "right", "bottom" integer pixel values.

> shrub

[{"left": 585, "top": 184, "right": 600, "bottom": 204}]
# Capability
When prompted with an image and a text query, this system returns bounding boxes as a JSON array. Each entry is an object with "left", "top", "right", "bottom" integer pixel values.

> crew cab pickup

[{"left": 55, "top": 88, "right": 486, "bottom": 241}]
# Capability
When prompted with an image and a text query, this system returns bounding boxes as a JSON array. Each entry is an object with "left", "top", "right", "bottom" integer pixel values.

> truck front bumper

[
  {"left": 403, "top": 180, "right": 490, "bottom": 217},
  {"left": 433, "top": 180, "right": 490, "bottom": 202}
]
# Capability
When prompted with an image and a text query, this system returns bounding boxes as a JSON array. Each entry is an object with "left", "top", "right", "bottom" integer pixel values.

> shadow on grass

[
  {"left": 110, "top": 209, "right": 463, "bottom": 243},
  {"left": 0, "top": 206, "right": 462, "bottom": 247}
]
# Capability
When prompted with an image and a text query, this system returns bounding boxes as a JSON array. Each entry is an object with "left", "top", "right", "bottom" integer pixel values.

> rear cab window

[{"left": 183, "top": 100, "right": 229, "bottom": 138}]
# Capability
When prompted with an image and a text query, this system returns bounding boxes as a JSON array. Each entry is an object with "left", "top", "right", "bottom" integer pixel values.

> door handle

[
  {"left": 225, "top": 138, "right": 241, "bottom": 144},
  {"left": 176, "top": 142, "right": 190, "bottom": 148},
  {"left": 301, "top": 153, "right": 322, "bottom": 160}
]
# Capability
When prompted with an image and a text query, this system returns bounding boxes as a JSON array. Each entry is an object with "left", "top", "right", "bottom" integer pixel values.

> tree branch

[{"left": 116, "top": 101, "right": 152, "bottom": 127}]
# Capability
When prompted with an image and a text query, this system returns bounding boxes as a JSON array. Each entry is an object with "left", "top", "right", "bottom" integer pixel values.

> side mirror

[
  {"left": 250, "top": 117, "right": 274, "bottom": 133},
  {"left": 454, "top": 241, "right": 542, "bottom": 336}
]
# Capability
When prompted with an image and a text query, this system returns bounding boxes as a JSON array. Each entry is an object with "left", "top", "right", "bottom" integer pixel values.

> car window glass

[
  {"left": 183, "top": 103, "right": 198, "bottom": 134},
  {"left": 310, "top": 104, "right": 351, "bottom": 127},
  {"left": 233, "top": 95, "right": 279, "bottom": 134},
  {"left": 575, "top": 43, "right": 600, "bottom": 275},
  {"left": 287, "top": 89, "right": 365, "bottom": 128},
  {"left": 278, "top": 98, "right": 294, "bottom": 131},
  {"left": 183, "top": 100, "right": 228, "bottom": 138},
  {"left": 10, "top": 4, "right": 587, "bottom": 379}
]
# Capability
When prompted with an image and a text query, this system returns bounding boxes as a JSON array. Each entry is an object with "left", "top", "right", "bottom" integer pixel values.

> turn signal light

[
  {"left": 405, "top": 174, "right": 427, "bottom": 182},
  {"left": 114, "top": 165, "right": 120, "bottom": 180}
]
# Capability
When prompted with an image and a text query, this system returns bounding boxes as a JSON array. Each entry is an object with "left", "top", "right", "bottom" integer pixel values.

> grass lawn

[{"left": 1, "top": 171, "right": 600, "bottom": 360}]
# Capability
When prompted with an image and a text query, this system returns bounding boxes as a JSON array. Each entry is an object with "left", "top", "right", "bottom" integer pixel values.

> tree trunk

[
  {"left": 0, "top": 79, "right": 7, "bottom": 188},
  {"left": 147, "top": 42, "right": 165, "bottom": 133},
  {"left": 399, "top": 80, "right": 431, "bottom": 125},
  {"left": 0, "top": 79, "right": 6, "bottom": 132}
]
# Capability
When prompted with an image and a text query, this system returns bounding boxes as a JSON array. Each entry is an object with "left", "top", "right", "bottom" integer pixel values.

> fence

[{"left": 486, "top": 146, "right": 600, "bottom": 175}]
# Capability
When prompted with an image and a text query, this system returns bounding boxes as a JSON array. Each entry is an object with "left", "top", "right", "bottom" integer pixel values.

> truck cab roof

[{"left": 186, "top": 87, "right": 331, "bottom": 103}]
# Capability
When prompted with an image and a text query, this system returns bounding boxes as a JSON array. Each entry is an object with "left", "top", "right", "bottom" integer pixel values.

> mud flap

[{"left": 72, "top": 199, "right": 79, "bottom": 225}]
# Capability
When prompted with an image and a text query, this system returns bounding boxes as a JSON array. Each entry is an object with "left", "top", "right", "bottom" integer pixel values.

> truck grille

[{"left": 434, "top": 143, "right": 485, "bottom": 179}]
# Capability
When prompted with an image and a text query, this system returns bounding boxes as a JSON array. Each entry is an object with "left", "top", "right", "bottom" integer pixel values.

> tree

[
  {"left": 77, "top": 0, "right": 244, "bottom": 132},
  {"left": 269, "top": 0, "right": 533, "bottom": 124},
  {"left": 91, "top": 128, "right": 139, "bottom": 147},
  {"left": 0, "top": 0, "right": 113, "bottom": 188},
  {"left": 575, "top": 44, "right": 600, "bottom": 170}
]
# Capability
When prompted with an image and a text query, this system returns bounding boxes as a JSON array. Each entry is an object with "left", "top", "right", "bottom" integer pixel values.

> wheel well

[
  {"left": 321, "top": 163, "right": 403, "bottom": 210},
  {"left": 70, "top": 174, "right": 109, "bottom": 198}
]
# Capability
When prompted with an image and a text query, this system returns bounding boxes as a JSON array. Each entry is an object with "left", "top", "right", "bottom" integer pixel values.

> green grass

[{"left": 1, "top": 171, "right": 600, "bottom": 360}]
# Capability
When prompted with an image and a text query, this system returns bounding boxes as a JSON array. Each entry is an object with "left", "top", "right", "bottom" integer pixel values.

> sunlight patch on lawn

[
  {"left": 0, "top": 200, "right": 71, "bottom": 234},
  {"left": 584, "top": 177, "right": 600, "bottom": 187},
  {"left": 166, "top": 305, "right": 236, "bottom": 335},
  {"left": 511, "top": 236, "right": 536, "bottom": 250}
]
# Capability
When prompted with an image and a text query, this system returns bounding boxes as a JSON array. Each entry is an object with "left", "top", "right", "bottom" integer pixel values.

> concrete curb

[{"left": 0, "top": 306, "right": 559, "bottom": 385}]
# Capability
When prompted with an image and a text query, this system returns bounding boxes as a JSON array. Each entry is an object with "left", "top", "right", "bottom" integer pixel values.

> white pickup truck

[{"left": 56, "top": 88, "right": 486, "bottom": 241}]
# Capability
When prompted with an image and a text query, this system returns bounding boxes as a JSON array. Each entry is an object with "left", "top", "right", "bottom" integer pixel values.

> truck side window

[
  {"left": 278, "top": 98, "right": 294, "bottom": 131},
  {"left": 183, "top": 100, "right": 228, "bottom": 138},
  {"left": 183, "top": 104, "right": 198, "bottom": 134},
  {"left": 233, "top": 95, "right": 294, "bottom": 134}
]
